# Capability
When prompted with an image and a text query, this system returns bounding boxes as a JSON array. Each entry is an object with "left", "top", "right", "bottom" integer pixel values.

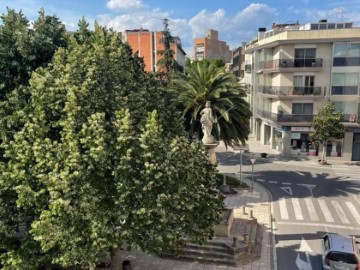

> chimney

[{"left": 258, "top": 27, "right": 266, "bottom": 40}]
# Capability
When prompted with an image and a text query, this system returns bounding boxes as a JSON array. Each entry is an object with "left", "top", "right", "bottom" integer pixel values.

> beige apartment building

[
  {"left": 244, "top": 20, "right": 360, "bottom": 161},
  {"left": 193, "top": 29, "right": 232, "bottom": 63}
]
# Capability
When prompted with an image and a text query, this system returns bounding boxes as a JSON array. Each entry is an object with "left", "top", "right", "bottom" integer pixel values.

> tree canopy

[
  {"left": 0, "top": 13, "right": 224, "bottom": 270},
  {"left": 169, "top": 60, "right": 251, "bottom": 147},
  {"left": 310, "top": 102, "right": 345, "bottom": 163}
]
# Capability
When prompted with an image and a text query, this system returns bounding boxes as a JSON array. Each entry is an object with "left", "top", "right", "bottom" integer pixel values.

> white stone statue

[{"left": 200, "top": 101, "right": 216, "bottom": 144}]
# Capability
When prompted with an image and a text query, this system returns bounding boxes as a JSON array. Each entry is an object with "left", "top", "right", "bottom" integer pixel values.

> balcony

[
  {"left": 257, "top": 110, "right": 314, "bottom": 123},
  {"left": 343, "top": 114, "right": 360, "bottom": 123},
  {"left": 258, "top": 86, "right": 322, "bottom": 97},
  {"left": 331, "top": 86, "right": 359, "bottom": 95},
  {"left": 258, "top": 58, "right": 323, "bottom": 73}
]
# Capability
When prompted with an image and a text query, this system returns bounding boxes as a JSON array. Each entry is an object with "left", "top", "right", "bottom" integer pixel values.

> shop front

[{"left": 289, "top": 127, "right": 313, "bottom": 156}]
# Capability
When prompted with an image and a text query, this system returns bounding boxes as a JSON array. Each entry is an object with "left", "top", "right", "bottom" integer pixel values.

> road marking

[
  {"left": 297, "top": 184, "right": 316, "bottom": 197},
  {"left": 269, "top": 181, "right": 278, "bottom": 184},
  {"left": 280, "top": 186, "right": 293, "bottom": 196},
  {"left": 256, "top": 179, "right": 265, "bottom": 182},
  {"left": 296, "top": 237, "right": 313, "bottom": 270},
  {"left": 304, "top": 198, "right": 319, "bottom": 221},
  {"left": 331, "top": 201, "right": 350, "bottom": 224},
  {"left": 292, "top": 198, "right": 304, "bottom": 220},
  {"left": 279, "top": 197, "right": 289, "bottom": 220},
  {"left": 345, "top": 202, "right": 360, "bottom": 225},
  {"left": 277, "top": 221, "right": 360, "bottom": 231},
  {"left": 283, "top": 182, "right": 291, "bottom": 185},
  {"left": 318, "top": 199, "right": 334, "bottom": 223}
]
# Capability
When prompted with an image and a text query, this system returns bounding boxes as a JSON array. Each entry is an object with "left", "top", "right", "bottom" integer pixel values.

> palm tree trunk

[{"left": 110, "top": 248, "right": 121, "bottom": 270}]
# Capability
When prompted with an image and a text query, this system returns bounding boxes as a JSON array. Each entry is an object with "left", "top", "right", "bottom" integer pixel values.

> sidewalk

[{"left": 115, "top": 141, "right": 275, "bottom": 270}]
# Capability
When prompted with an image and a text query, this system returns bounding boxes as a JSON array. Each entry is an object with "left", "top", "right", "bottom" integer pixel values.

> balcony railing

[
  {"left": 258, "top": 86, "right": 322, "bottom": 96},
  {"left": 331, "top": 86, "right": 359, "bottom": 95},
  {"left": 257, "top": 110, "right": 314, "bottom": 123},
  {"left": 256, "top": 111, "right": 360, "bottom": 124},
  {"left": 259, "top": 58, "right": 323, "bottom": 70}
]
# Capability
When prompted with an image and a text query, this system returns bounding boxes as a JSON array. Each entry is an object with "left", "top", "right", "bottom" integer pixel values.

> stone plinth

[{"left": 204, "top": 142, "right": 219, "bottom": 165}]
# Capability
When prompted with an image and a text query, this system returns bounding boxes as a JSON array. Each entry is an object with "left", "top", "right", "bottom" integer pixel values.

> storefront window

[{"left": 326, "top": 140, "right": 343, "bottom": 157}]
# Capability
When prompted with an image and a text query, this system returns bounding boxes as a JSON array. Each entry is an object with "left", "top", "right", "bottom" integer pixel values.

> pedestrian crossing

[
  {"left": 332, "top": 165, "right": 360, "bottom": 181},
  {"left": 275, "top": 197, "right": 360, "bottom": 226}
]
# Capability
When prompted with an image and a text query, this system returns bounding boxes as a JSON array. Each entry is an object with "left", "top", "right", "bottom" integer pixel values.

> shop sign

[
  {"left": 291, "top": 132, "right": 301, "bottom": 139},
  {"left": 291, "top": 127, "right": 311, "bottom": 132}
]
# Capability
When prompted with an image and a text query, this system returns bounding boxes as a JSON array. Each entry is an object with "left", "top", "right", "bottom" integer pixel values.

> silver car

[{"left": 321, "top": 233, "right": 360, "bottom": 270}]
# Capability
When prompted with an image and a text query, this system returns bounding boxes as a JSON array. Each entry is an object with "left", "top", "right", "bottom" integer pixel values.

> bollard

[
  {"left": 232, "top": 237, "right": 238, "bottom": 248},
  {"left": 250, "top": 210, "right": 253, "bottom": 218},
  {"left": 242, "top": 206, "right": 246, "bottom": 215},
  {"left": 122, "top": 260, "right": 131, "bottom": 270}
]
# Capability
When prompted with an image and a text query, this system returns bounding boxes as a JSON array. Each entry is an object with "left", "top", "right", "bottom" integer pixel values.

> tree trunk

[
  {"left": 110, "top": 248, "right": 121, "bottom": 270},
  {"left": 44, "top": 262, "right": 52, "bottom": 270},
  {"left": 321, "top": 142, "right": 326, "bottom": 164}
]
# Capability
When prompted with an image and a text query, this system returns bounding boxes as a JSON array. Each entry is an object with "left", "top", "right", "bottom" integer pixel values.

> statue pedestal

[{"left": 203, "top": 142, "right": 219, "bottom": 165}]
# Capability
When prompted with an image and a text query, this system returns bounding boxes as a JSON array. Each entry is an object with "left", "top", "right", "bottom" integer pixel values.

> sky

[{"left": 1, "top": 0, "right": 360, "bottom": 56}]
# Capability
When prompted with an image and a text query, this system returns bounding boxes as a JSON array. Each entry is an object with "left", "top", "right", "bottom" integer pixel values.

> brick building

[{"left": 122, "top": 29, "right": 186, "bottom": 72}]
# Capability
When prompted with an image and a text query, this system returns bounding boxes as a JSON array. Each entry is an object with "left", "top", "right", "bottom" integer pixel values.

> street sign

[{"left": 250, "top": 158, "right": 256, "bottom": 165}]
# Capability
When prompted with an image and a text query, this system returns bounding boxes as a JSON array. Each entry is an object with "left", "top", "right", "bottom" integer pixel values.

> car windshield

[{"left": 329, "top": 252, "right": 358, "bottom": 264}]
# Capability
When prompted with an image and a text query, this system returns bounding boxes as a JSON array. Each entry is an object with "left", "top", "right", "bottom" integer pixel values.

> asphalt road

[{"left": 217, "top": 151, "right": 360, "bottom": 270}]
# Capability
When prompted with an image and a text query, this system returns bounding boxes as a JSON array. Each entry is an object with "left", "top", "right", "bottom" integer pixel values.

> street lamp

[{"left": 249, "top": 153, "right": 256, "bottom": 191}]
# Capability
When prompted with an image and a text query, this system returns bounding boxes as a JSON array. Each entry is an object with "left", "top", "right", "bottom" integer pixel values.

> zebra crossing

[
  {"left": 332, "top": 165, "right": 360, "bottom": 181},
  {"left": 275, "top": 196, "right": 360, "bottom": 226}
]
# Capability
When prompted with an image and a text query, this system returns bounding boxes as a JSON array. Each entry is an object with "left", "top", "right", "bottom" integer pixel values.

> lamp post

[{"left": 249, "top": 153, "right": 256, "bottom": 191}]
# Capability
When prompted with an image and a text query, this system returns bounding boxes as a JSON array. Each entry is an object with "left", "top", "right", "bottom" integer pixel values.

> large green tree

[
  {"left": 310, "top": 102, "right": 345, "bottom": 164},
  {"left": 169, "top": 60, "right": 251, "bottom": 147},
  {"left": 0, "top": 8, "right": 67, "bottom": 153},
  {"left": 0, "top": 20, "right": 223, "bottom": 270}
]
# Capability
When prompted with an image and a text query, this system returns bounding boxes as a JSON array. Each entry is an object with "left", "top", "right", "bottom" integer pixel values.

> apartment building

[
  {"left": 123, "top": 29, "right": 186, "bottom": 72},
  {"left": 193, "top": 29, "right": 232, "bottom": 63},
  {"left": 244, "top": 20, "right": 360, "bottom": 161}
]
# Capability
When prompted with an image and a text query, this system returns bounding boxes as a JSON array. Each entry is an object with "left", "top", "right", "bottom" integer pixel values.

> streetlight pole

[
  {"left": 239, "top": 148, "right": 243, "bottom": 186},
  {"left": 249, "top": 154, "right": 256, "bottom": 192}
]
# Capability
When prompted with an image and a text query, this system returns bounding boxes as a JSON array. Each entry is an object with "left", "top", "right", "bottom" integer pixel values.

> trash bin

[{"left": 122, "top": 260, "right": 131, "bottom": 270}]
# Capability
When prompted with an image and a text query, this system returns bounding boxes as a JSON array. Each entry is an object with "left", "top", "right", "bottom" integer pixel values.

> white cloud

[
  {"left": 189, "top": 4, "right": 277, "bottom": 49},
  {"left": 106, "top": 0, "right": 144, "bottom": 11}
]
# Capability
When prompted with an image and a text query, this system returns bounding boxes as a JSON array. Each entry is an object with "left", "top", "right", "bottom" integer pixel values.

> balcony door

[
  {"left": 295, "top": 48, "right": 316, "bottom": 67},
  {"left": 293, "top": 75, "right": 314, "bottom": 95}
]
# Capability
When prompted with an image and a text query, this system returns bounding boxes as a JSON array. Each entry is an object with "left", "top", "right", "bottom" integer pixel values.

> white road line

[
  {"left": 292, "top": 198, "right": 303, "bottom": 220},
  {"left": 318, "top": 199, "right": 334, "bottom": 223},
  {"left": 269, "top": 181, "right": 278, "bottom": 184},
  {"left": 304, "top": 198, "right": 319, "bottom": 221},
  {"left": 283, "top": 182, "right": 291, "bottom": 185},
  {"left": 277, "top": 221, "right": 360, "bottom": 231},
  {"left": 331, "top": 201, "right": 350, "bottom": 224},
  {"left": 256, "top": 179, "right": 265, "bottom": 182},
  {"left": 345, "top": 202, "right": 360, "bottom": 225},
  {"left": 278, "top": 197, "right": 289, "bottom": 220}
]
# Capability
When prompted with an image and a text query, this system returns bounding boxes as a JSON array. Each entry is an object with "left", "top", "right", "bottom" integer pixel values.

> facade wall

[
  {"left": 193, "top": 29, "right": 232, "bottom": 63},
  {"left": 245, "top": 21, "right": 360, "bottom": 161},
  {"left": 124, "top": 30, "right": 186, "bottom": 72}
]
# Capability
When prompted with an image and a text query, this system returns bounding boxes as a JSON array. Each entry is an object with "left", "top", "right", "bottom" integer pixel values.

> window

[
  {"left": 295, "top": 48, "right": 316, "bottom": 67},
  {"left": 331, "top": 73, "right": 359, "bottom": 95},
  {"left": 333, "top": 43, "right": 360, "bottom": 66},
  {"left": 293, "top": 75, "right": 315, "bottom": 95},
  {"left": 292, "top": 103, "right": 313, "bottom": 115}
]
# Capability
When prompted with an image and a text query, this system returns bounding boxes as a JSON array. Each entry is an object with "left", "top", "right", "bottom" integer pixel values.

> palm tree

[{"left": 169, "top": 60, "right": 252, "bottom": 147}]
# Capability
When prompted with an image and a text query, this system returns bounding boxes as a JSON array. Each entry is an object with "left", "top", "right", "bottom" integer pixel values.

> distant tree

[
  {"left": 169, "top": 60, "right": 251, "bottom": 147},
  {"left": 1, "top": 21, "right": 223, "bottom": 270},
  {"left": 156, "top": 18, "right": 183, "bottom": 84},
  {"left": 310, "top": 102, "right": 345, "bottom": 164}
]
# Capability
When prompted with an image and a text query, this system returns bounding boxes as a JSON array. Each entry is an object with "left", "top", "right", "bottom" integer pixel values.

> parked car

[{"left": 321, "top": 233, "right": 360, "bottom": 270}]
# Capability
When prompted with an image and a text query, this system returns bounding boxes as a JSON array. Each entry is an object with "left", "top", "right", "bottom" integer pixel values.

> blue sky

[{"left": 1, "top": 0, "right": 360, "bottom": 56}]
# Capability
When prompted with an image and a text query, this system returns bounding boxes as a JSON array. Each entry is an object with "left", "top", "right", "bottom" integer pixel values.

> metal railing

[
  {"left": 259, "top": 58, "right": 323, "bottom": 70},
  {"left": 258, "top": 86, "right": 322, "bottom": 96}
]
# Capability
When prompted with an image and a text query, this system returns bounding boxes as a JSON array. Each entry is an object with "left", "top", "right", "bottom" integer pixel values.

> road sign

[
  {"left": 250, "top": 153, "right": 256, "bottom": 165},
  {"left": 280, "top": 186, "right": 293, "bottom": 196},
  {"left": 295, "top": 237, "right": 313, "bottom": 270}
]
